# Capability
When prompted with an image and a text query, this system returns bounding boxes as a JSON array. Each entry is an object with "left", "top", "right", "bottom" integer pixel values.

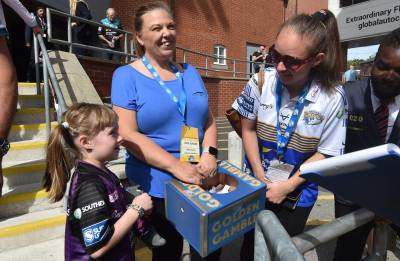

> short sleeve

[
  {"left": 232, "top": 75, "right": 261, "bottom": 120},
  {"left": 72, "top": 178, "right": 114, "bottom": 254},
  {"left": 318, "top": 87, "right": 347, "bottom": 156},
  {"left": 111, "top": 66, "right": 138, "bottom": 111}
]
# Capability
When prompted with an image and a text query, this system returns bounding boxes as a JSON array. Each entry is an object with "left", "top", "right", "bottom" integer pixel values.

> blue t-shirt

[{"left": 111, "top": 64, "right": 209, "bottom": 197}]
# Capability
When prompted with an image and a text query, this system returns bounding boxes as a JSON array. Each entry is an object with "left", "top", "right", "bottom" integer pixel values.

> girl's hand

[
  {"left": 196, "top": 153, "right": 217, "bottom": 179},
  {"left": 266, "top": 181, "right": 294, "bottom": 204},
  {"left": 132, "top": 193, "right": 152, "bottom": 211}
]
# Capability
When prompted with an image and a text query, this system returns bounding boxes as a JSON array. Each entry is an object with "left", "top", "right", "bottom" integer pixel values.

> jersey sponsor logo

[
  {"left": 81, "top": 200, "right": 106, "bottom": 213},
  {"left": 108, "top": 191, "right": 119, "bottom": 203},
  {"left": 237, "top": 93, "right": 255, "bottom": 113},
  {"left": 82, "top": 219, "right": 108, "bottom": 247},
  {"left": 74, "top": 208, "right": 82, "bottom": 220},
  {"left": 260, "top": 103, "right": 273, "bottom": 110},
  {"left": 303, "top": 111, "right": 324, "bottom": 125}
]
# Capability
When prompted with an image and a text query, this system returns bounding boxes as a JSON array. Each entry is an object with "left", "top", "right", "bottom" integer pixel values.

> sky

[{"left": 347, "top": 45, "right": 379, "bottom": 61}]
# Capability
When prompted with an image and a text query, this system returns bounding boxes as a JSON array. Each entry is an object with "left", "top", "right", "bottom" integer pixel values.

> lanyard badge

[
  {"left": 141, "top": 57, "right": 199, "bottom": 162},
  {"left": 264, "top": 79, "right": 310, "bottom": 182}
]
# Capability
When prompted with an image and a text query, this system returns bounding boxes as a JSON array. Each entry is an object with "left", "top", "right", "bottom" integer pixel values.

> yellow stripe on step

[
  {"left": 16, "top": 108, "right": 52, "bottom": 114},
  {"left": 306, "top": 219, "right": 332, "bottom": 226},
  {"left": 3, "top": 162, "right": 45, "bottom": 176},
  {"left": 10, "top": 141, "right": 47, "bottom": 151},
  {"left": 317, "top": 194, "right": 334, "bottom": 201},
  {"left": 11, "top": 122, "right": 57, "bottom": 132},
  {"left": 0, "top": 189, "right": 48, "bottom": 205},
  {"left": 0, "top": 215, "right": 65, "bottom": 238},
  {"left": 18, "top": 82, "right": 43, "bottom": 87}
]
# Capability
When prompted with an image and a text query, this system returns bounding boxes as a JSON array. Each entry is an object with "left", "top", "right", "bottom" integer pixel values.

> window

[
  {"left": 340, "top": 0, "right": 369, "bottom": 8},
  {"left": 213, "top": 45, "right": 226, "bottom": 65}
]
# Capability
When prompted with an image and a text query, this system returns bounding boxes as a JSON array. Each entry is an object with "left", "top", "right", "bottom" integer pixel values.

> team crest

[{"left": 304, "top": 111, "right": 324, "bottom": 125}]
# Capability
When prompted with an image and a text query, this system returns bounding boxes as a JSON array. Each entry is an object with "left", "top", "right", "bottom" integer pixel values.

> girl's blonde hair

[
  {"left": 43, "top": 103, "right": 118, "bottom": 202},
  {"left": 69, "top": 0, "right": 88, "bottom": 16},
  {"left": 278, "top": 9, "right": 343, "bottom": 90}
]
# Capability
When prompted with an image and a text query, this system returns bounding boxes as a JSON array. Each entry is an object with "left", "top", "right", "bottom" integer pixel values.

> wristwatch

[
  {"left": 0, "top": 138, "right": 10, "bottom": 157},
  {"left": 202, "top": 146, "right": 218, "bottom": 158},
  {"left": 128, "top": 203, "right": 145, "bottom": 218}
]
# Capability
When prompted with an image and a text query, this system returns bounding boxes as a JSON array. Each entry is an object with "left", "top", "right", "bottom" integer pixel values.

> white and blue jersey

[{"left": 232, "top": 68, "right": 347, "bottom": 207}]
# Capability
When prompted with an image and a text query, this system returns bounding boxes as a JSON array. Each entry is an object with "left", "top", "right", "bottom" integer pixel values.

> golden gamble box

[{"left": 165, "top": 161, "right": 266, "bottom": 257}]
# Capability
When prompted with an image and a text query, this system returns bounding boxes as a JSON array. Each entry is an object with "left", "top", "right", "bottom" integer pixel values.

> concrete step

[
  {"left": 8, "top": 122, "right": 57, "bottom": 142},
  {"left": 217, "top": 130, "right": 230, "bottom": 140},
  {"left": 17, "top": 95, "right": 45, "bottom": 109},
  {"left": 2, "top": 161, "right": 45, "bottom": 191},
  {"left": 13, "top": 108, "right": 55, "bottom": 125},
  {"left": 217, "top": 148, "right": 228, "bottom": 161},
  {"left": 3, "top": 140, "right": 47, "bottom": 166},
  {"left": 18, "top": 82, "right": 43, "bottom": 95},
  {"left": 0, "top": 208, "right": 65, "bottom": 252},
  {"left": 0, "top": 183, "right": 61, "bottom": 219},
  {"left": 217, "top": 139, "right": 228, "bottom": 149}
]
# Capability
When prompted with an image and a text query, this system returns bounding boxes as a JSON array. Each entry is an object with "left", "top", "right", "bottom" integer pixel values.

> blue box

[{"left": 165, "top": 161, "right": 266, "bottom": 257}]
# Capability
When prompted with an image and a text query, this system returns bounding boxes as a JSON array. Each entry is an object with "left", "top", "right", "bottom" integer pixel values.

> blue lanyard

[
  {"left": 142, "top": 56, "right": 187, "bottom": 121},
  {"left": 275, "top": 79, "right": 311, "bottom": 159}
]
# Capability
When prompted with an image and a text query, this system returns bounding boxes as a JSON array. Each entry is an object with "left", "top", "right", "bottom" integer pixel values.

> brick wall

[{"left": 78, "top": 58, "right": 118, "bottom": 97}]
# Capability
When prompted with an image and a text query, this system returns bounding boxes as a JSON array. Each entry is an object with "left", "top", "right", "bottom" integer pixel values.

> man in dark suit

[
  {"left": 334, "top": 28, "right": 400, "bottom": 261},
  {"left": 25, "top": 6, "right": 48, "bottom": 82}
]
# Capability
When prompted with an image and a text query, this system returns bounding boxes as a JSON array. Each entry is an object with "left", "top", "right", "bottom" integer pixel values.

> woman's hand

[
  {"left": 196, "top": 153, "right": 217, "bottom": 179},
  {"left": 71, "top": 22, "right": 77, "bottom": 27},
  {"left": 266, "top": 180, "right": 294, "bottom": 204},
  {"left": 169, "top": 160, "right": 202, "bottom": 185}
]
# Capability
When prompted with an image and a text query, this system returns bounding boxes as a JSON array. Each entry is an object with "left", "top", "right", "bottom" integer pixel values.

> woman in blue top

[{"left": 111, "top": 2, "right": 218, "bottom": 261}]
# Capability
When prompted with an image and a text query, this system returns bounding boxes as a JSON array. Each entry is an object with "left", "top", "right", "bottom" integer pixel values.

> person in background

[
  {"left": 111, "top": 2, "right": 219, "bottom": 260},
  {"left": 343, "top": 64, "right": 358, "bottom": 82},
  {"left": 98, "top": 8, "right": 124, "bottom": 63},
  {"left": 25, "top": 6, "right": 48, "bottom": 82},
  {"left": 232, "top": 9, "right": 346, "bottom": 261},
  {"left": 252, "top": 45, "right": 266, "bottom": 73},
  {"left": 0, "top": 0, "right": 40, "bottom": 198},
  {"left": 70, "top": 0, "right": 92, "bottom": 56},
  {"left": 334, "top": 28, "right": 400, "bottom": 261}
]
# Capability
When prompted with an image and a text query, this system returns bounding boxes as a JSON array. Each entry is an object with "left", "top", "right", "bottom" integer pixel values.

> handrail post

[
  {"left": 183, "top": 50, "right": 186, "bottom": 63},
  {"left": 46, "top": 8, "right": 52, "bottom": 41},
  {"left": 124, "top": 33, "right": 128, "bottom": 63},
  {"left": 33, "top": 34, "right": 40, "bottom": 94},
  {"left": 67, "top": 17, "right": 72, "bottom": 53},
  {"left": 130, "top": 39, "right": 134, "bottom": 60},
  {"left": 205, "top": 56, "right": 208, "bottom": 77},
  {"left": 42, "top": 55, "right": 51, "bottom": 138}
]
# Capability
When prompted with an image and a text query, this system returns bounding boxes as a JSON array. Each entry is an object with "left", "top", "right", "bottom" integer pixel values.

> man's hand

[
  {"left": 196, "top": 153, "right": 217, "bottom": 179},
  {"left": 266, "top": 180, "right": 294, "bottom": 204}
]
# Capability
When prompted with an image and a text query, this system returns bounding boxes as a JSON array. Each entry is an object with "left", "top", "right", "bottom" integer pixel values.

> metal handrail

[
  {"left": 254, "top": 209, "right": 390, "bottom": 261},
  {"left": 46, "top": 8, "right": 266, "bottom": 78},
  {"left": 34, "top": 33, "right": 67, "bottom": 138},
  {"left": 47, "top": 8, "right": 135, "bottom": 63}
]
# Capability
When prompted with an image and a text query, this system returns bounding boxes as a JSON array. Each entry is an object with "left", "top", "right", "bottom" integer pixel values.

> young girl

[{"left": 43, "top": 103, "right": 153, "bottom": 261}]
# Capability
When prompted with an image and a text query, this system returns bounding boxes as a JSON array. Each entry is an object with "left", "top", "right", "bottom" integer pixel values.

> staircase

[
  {"left": 0, "top": 82, "right": 65, "bottom": 255},
  {"left": 216, "top": 117, "right": 233, "bottom": 162}
]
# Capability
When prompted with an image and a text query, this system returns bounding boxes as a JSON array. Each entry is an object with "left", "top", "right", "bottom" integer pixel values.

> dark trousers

[
  {"left": 333, "top": 198, "right": 374, "bottom": 261},
  {"left": 149, "top": 197, "right": 221, "bottom": 261},
  {"left": 240, "top": 202, "right": 313, "bottom": 261}
]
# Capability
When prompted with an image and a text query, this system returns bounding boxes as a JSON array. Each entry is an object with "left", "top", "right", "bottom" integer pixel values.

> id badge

[
  {"left": 265, "top": 160, "right": 294, "bottom": 182},
  {"left": 180, "top": 125, "right": 200, "bottom": 162}
]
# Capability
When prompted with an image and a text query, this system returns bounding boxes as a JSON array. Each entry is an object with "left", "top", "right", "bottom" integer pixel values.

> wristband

[{"left": 128, "top": 203, "right": 145, "bottom": 218}]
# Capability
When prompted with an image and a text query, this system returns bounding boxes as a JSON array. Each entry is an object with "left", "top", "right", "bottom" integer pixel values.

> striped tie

[{"left": 374, "top": 102, "right": 389, "bottom": 143}]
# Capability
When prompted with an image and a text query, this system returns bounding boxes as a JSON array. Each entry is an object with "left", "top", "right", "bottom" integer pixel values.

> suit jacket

[{"left": 345, "top": 78, "right": 400, "bottom": 154}]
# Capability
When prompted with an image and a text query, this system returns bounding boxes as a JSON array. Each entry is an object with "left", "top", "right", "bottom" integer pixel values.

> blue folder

[{"left": 300, "top": 144, "right": 400, "bottom": 225}]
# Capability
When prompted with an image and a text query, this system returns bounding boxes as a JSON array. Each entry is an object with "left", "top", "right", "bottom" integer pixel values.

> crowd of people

[{"left": 0, "top": 0, "right": 399, "bottom": 261}]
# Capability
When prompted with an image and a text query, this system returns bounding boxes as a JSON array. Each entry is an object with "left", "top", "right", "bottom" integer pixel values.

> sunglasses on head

[{"left": 268, "top": 45, "right": 316, "bottom": 71}]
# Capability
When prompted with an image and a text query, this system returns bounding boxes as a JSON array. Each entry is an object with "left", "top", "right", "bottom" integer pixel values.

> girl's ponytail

[{"left": 43, "top": 123, "right": 78, "bottom": 203}]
